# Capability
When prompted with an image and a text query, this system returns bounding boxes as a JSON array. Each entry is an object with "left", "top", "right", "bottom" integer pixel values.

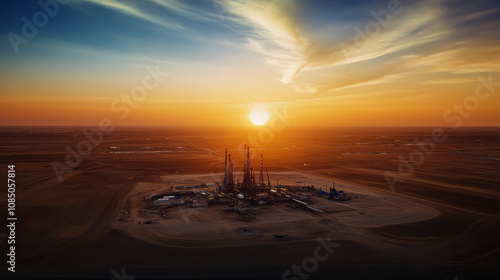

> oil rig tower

[
  {"left": 222, "top": 145, "right": 267, "bottom": 194},
  {"left": 223, "top": 148, "right": 235, "bottom": 187}
]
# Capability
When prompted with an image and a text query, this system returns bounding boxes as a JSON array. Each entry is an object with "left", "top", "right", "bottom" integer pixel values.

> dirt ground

[
  {"left": 113, "top": 172, "right": 439, "bottom": 250},
  {"left": 0, "top": 126, "right": 499, "bottom": 279}
]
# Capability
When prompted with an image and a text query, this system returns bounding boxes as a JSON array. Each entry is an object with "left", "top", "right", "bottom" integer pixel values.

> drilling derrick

[
  {"left": 251, "top": 168, "right": 255, "bottom": 187},
  {"left": 250, "top": 166, "right": 254, "bottom": 193},
  {"left": 223, "top": 146, "right": 269, "bottom": 194},
  {"left": 248, "top": 146, "right": 254, "bottom": 189},
  {"left": 266, "top": 168, "right": 271, "bottom": 186},
  {"left": 258, "top": 154, "right": 264, "bottom": 186},
  {"left": 224, "top": 148, "right": 228, "bottom": 185},
  {"left": 228, "top": 154, "right": 233, "bottom": 185},
  {"left": 243, "top": 144, "right": 253, "bottom": 188},
  {"left": 248, "top": 158, "right": 252, "bottom": 193},
  {"left": 243, "top": 144, "right": 248, "bottom": 186}
]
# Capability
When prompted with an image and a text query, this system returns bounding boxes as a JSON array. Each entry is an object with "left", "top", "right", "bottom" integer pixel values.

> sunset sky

[{"left": 1, "top": 0, "right": 499, "bottom": 126}]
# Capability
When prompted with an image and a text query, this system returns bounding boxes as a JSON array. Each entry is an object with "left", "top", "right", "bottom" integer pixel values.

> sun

[{"left": 249, "top": 109, "right": 270, "bottom": 125}]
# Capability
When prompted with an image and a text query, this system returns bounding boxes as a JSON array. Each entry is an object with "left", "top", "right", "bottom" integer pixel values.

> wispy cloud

[
  {"left": 64, "top": 0, "right": 500, "bottom": 102},
  {"left": 217, "top": 0, "right": 443, "bottom": 89},
  {"left": 75, "top": 0, "right": 184, "bottom": 30},
  {"left": 216, "top": 0, "right": 307, "bottom": 84},
  {"left": 216, "top": 0, "right": 500, "bottom": 99},
  {"left": 149, "top": 0, "right": 219, "bottom": 23}
]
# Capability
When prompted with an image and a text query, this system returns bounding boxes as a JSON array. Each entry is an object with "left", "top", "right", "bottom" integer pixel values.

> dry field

[{"left": 0, "top": 126, "right": 499, "bottom": 279}]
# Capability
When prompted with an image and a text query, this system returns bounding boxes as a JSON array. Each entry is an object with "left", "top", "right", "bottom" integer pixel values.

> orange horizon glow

[{"left": 1, "top": 1, "right": 499, "bottom": 127}]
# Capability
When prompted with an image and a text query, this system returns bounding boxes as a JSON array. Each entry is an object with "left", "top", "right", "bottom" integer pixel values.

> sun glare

[{"left": 249, "top": 109, "right": 270, "bottom": 125}]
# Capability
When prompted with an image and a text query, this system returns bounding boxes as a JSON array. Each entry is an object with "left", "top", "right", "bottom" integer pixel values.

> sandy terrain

[
  {"left": 0, "top": 126, "right": 499, "bottom": 279},
  {"left": 113, "top": 172, "right": 439, "bottom": 249}
]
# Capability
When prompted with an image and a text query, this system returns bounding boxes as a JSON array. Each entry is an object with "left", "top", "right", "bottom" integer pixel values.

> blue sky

[{"left": 1, "top": 0, "right": 500, "bottom": 126}]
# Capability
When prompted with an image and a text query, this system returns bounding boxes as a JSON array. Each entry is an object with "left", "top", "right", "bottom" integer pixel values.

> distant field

[{"left": 0, "top": 126, "right": 499, "bottom": 279}]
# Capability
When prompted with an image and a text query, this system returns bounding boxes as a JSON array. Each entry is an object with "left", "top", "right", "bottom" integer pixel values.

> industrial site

[
  {"left": 4, "top": 127, "right": 499, "bottom": 279},
  {"left": 112, "top": 145, "right": 438, "bottom": 247},
  {"left": 150, "top": 145, "right": 351, "bottom": 219}
]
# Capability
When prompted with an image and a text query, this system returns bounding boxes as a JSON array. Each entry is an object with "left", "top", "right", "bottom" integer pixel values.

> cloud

[
  {"left": 149, "top": 0, "right": 219, "bottom": 23},
  {"left": 216, "top": 0, "right": 307, "bottom": 84},
  {"left": 74, "top": 0, "right": 223, "bottom": 31},
  {"left": 218, "top": 0, "right": 500, "bottom": 99},
  {"left": 215, "top": 0, "right": 442, "bottom": 87},
  {"left": 74, "top": 0, "right": 184, "bottom": 30},
  {"left": 71, "top": 0, "right": 500, "bottom": 101}
]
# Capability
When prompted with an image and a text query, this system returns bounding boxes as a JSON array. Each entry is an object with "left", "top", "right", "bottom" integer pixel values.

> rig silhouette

[{"left": 221, "top": 144, "right": 270, "bottom": 195}]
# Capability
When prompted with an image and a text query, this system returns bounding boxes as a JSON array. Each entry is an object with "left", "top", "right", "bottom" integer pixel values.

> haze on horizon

[{"left": 1, "top": 0, "right": 499, "bottom": 127}]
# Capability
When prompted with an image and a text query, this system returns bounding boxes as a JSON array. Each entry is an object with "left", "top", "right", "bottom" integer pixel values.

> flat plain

[{"left": 1, "top": 126, "right": 499, "bottom": 279}]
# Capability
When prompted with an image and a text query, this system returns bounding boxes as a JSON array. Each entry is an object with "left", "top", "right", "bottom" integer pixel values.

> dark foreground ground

[{"left": 0, "top": 126, "right": 499, "bottom": 280}]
